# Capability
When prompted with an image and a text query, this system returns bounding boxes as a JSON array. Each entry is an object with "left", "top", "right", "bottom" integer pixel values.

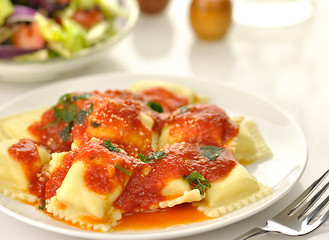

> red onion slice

[
  {"left": 0, "top": 45, "right": 37, "bottom": 59},
  {"left": 6, "top": 5, "right": 37, "bottom": 25}
]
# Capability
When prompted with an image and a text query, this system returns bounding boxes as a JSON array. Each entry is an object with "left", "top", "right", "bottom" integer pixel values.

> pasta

[
  {"left": 0, "top": 138, "right": 50, "bottom": 203},
  {"left": 0, "top": 81, "right": 272, "bottom": 231}
]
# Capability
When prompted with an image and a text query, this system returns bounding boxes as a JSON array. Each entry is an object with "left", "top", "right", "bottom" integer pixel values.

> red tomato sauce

[
  {"left": 81, "top": 96, "right": 154, "bottom": 157},
  {"left": 45, "top": 151, "right": 75, "bottom": 199},
  {"left": 28, "top": 92, "right": 95, "bottom": 153},
  {"left": 114, "top": 142, "right": 237, "bottom": 212},
  {"left": 8, "top": 138, "right": 47, "bottom": 201},
  {"left": 78, "top": 139, "right": 135, "bottom": 195},
  {"left": 45, "top": 138, "right": 140, "bottom": 198},
  {"left": 28, "top": 108, "right": 72, "bottom": 153},
  {"left": 29, "top": 170, "right": 49, "bottom": 201},
  {"left": 114, "top": 203, "right": 212, "bottom": 230},
  {"left": 139, "top": 87, "right": 189, "bottom": 112},
  {"left": 8, "top": 139, "right": 41, "bottom": 180},
  {"left": 167, "top": 104, "right": 239, "bottom": 147}
]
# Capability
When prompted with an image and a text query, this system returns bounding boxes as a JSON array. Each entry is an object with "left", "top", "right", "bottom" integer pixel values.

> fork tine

[
  {"left": 235, "top": 170, "right": 329, "bottom": 239},
  {"left": 284, "top": 169, "right": 329, "bottom": 216},
  {"left": 306, "top": 191, "right": 329, "bottom": 223},
  {"left": 296, "top": 181, "right": 329, "bottom": 219},
  {"left": 303, "top": 205, "right": 329, "bottom": 231}
]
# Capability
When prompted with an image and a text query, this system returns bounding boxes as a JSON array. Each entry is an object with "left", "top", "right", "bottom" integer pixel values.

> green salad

[{"left": 0, "top": 0, "right": 128, "bottom": 60}]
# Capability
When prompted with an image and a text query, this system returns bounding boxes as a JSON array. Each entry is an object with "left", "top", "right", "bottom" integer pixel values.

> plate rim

[{"left": 0, "top": 72, "right": 308, "bottom": 239}]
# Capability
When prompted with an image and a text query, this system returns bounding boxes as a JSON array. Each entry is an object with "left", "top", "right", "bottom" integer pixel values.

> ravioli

[
  {"left": 129, "top": 80, "right": 209, "bottom": 109},
  {"left": 0, "top": 108, "right": 45, "bottom": 140},
  {"left": 232, "top": 116, "right": 272, "bottom": 165},
  {"left": 73, "top": 95, "right": 156, "bottom": 157},
  {"left": 28, "top": 92, "right": 97, "bottom": 153},
  {"left": 114, "top": 142, "right": 238, "bottom": 213},
  {"left": 195, "top": 164, "right": 272, "bottom": 217},
  {"left": 0, "top": 138, "right": 50, "bottom": 203},
  {"left": 44, "top": 138, "right": 142, "bottom": 231},
  {"left": 158, "top": 104, "right": 239, "bottom": 150}
]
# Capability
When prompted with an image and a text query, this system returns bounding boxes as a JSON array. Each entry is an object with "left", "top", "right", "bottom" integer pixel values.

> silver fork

[{"left": 235, "top": 169, "right": 329, "bottom": 239}]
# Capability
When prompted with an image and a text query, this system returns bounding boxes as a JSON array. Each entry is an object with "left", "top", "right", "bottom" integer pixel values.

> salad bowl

[{"left": 0, "top": 0, "right": 139, "bottom": 82}]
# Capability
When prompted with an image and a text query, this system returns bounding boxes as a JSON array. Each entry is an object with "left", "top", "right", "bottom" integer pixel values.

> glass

[{"left": 232, "top": 0, "right": 315, "bottom": 27}]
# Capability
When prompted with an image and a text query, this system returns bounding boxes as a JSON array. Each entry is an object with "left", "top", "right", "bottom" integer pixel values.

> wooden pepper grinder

[{"left": 190, "top": 0, "right": 232, "bottom": 40}]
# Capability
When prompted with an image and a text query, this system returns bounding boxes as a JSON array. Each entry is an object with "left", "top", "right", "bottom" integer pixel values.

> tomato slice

[
  {"left": 12, "top": 23, "right": 46, "bottom": 50},
  {"left": 72, "top": 9, "right": 104, "bottom": 28}
]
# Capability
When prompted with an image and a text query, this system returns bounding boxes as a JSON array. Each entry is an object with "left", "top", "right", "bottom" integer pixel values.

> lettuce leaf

[
  {"left": 0, "top": 0, "right": 14, "bottom": 26},
  {"left": 0, "top": 26, "right": 12, "bottom": 44},
  {"left": 35, "top": 13, "right": 87, "bottom": 57},
  {"left": 95, "top": 0, "right": 129, "bottom": 19}
]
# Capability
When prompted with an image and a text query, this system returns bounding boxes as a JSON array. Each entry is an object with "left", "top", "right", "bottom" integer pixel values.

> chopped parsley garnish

[
  {"left": 138, "top": 151, "right": 167, "bottom": 163},
  {"left": 53, "top": 104, "right": 77, "bottom": 123},
  {"left": 114, "top": 163, "right": 131, "bottom": 176},
  {"left": 104, "top": 138, "right": 121, "bottom": 152},
  {"left": 76, "top": 103, "right": 94, "bottom": 124},
  {"left": 58, "top": 93, "right": 72, "bottom": 105},
  {"left": 148, "top": 150, "right": 167, "bottom": 160},
  {"left": 200, "top": 145, "right": 225, "bottom": 161},
  {"left": 179, "top": 105, "right": 190, "bottom": 115},
  {"left": 183, "top": 171, "right": 211, "bottom": 195},
  {"left": 90, "top": 121, "right": 101, "bottom": 128},
  {"left": 72, "top": 93, "right": 93, "bottom": 101},
  {"left": 52, "top": 104, "right": 76, "bottom": 141},
  {"left": 38, "top": 200, "right": 46, "bottom": 211},
  {"left": 76, "top": 110, "right": 89, "bottom": 124},
  {"left": 59, "top": 122, "right": 72, "bottom": 141},
  {"left": 57, "top": 92, "right": 92, "bottom": 105},
  {"left": 147, "top": 101, "right": 163, "bottom": 113},
  {"left": 43, "top": 93, "right": 94, "bottom": 141},
  {"left": 138, "top": 153, "right": 150, "bottom": 163}
]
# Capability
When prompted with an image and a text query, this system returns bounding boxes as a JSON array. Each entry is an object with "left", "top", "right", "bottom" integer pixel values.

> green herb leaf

[
  {"left": 104, "top": 138, "right": 121, "bottom": 152},
  {"left": 183, "top": 171, "right": 211, "bottom": 195},
  {"left": 57, "top": 92, "right": 92, "bottom": 105},
  {"left": 147, "top": 101, "right": 163, "bottom": 113},
  {"left": 179, "top": 105, "right": 190, "bottom": 115},
  {"left": 200, "top": 145, "right": 225, "bottom": 161},
  {"left": 73, "top": 93, "right": 92, "bottom": 101},
  {"left": 138, "top": 153, "right": 148, "bottom": 162},
  {"left": 87, "top": 102, "right": 94, "bottom": 114},
  {"left": 59, "top": 123, "right": 72, "bottom": 141},
  {"left": 57, "top": 93, "right": 93, "bottom": 105},
  {"left": 90, "top": 121, "right": 100, "bottom": 128},
  {"left": 76, "top": 110, "right": 88, "bottom": 124},
  {"left": 76, "top": 103, "right": 94, "bottom": 124},
  {"left": 138, "top": 151, "right": 167, "bottom": 163},
  {"left": 40, "top": 119, "right": 60, "bottom": 129},
  {"left": 114, "top": 163, "right": 131, "bottom": 176},
  {"left": 58, "top": 93, "right": 72, "bottom": 105},
  {"left": 53, "top": 104, "right": 77, "bottom": 123},
  {"left": 38, "top": 200, "right": 46, "bottom": 210},
  {"left": 138, "top": 153, "right": 152, "bottom": 163},
  {"left": 148, "top": 151, "right": 167, "bottom": 160}
]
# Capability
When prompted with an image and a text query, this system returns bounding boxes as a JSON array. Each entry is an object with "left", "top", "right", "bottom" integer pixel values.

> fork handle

[{"left": 233, "top": 227, "right": 268, "bottom": 240}]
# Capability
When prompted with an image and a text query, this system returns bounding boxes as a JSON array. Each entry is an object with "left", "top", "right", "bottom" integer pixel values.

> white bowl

[{"left": 0, "top": 0, "right": 139, "bottom": 83}]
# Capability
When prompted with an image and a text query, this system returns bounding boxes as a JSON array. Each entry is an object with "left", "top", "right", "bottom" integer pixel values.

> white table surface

[{"left": 1, "top": 0, "right": 329, "bottom": 239}]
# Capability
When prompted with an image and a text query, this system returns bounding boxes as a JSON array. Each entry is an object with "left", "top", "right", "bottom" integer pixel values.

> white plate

[{"left": 0, "top": 73, "right": 307, "bottom": 239}]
